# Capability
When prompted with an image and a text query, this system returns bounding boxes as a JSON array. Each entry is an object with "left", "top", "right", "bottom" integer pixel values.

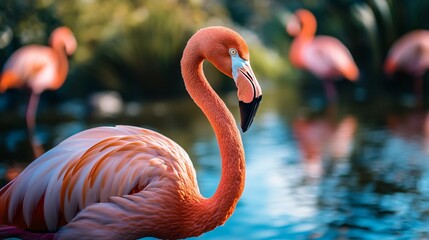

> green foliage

[
  {"left": 0, "top": 0, "right": 294, "bottom": 102},
  {"left": 0, "top": 0, "right": 61, "bottom": 66},
  {"left": 2, "top": 0, "right": 428, "bottom": 103},
  {"left": 65, "top": 1, "right": 197, "bottom": 100},
  {"left": 55, "top": 0, "right": 288, "bottom": 100},
  {"left": 249, "top": 41, "right": 290, "bottom": 85}
]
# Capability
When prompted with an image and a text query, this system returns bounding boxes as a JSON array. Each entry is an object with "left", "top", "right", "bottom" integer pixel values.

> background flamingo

[
  {"left": 0, "top": 26, "right": 77, "bottom": 158},
  {"left": 0, "top": 26, "right": 262, "bottom": 239},
  {"left": 286, "top": 9, "right": 359, "bottom": 103},
  {"left": 384, "top": 30, "right": 429, "bottom": 105}
]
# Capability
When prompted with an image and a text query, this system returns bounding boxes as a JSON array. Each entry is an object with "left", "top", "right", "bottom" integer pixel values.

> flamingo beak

[{"left": 234, "top": 63, "right": 262, "bottom": 132}]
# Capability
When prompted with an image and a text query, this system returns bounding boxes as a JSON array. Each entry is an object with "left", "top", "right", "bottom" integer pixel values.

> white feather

[{"left": 1, "top": 125, "right": 196, "bottom": 231}]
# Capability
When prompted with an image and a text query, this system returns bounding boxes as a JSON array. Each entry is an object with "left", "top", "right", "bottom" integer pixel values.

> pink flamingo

[
  {"left": 0, "top": 26, "right": 262, "bottom": 239},
  {"left": 286, "top": 9, "right": 359, "bottom": 103},
  {"left": 384, "top": 30, "right": 429, "bottom": 105},
  {"left": 0, "top": 26, "right": 77, "bottom": 158}
]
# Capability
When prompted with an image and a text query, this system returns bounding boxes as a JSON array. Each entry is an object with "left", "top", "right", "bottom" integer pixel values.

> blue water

[
  {"left": 2, "top": 89, "right": 429, "bottom": 239},
  {"left": 192, "top": 107, "right": 429, "bottom": 239}
]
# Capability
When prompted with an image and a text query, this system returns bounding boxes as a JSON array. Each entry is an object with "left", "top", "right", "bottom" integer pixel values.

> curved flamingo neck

[
  {"left": 296, "top": 10, "right": 317, "bottom": 39},
  {"left": 181, "top": 36, "right": 245, "bottom": 232},
  {"left": 50, "top": 40, "right": 69, "bottom": 90},
  {"left": 289, "top": 11, "right": 317, "bottom": 67}
]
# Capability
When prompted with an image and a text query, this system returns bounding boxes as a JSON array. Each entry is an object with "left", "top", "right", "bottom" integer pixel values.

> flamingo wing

[
  {"left": 1, "top": 46, "right": 57, "bottom": 94},
  {"left": 0, "top": 125, "right": 197, "bottom": 232},
  {"left": 303, "top": 36, "right": 359, "bottom": 80}
]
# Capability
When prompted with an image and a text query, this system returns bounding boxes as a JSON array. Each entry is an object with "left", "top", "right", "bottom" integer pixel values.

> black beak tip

[
  {"left": 241, "top": 125, "right": 252, "bottom": 133},
  {"left": 241, "top": 124, "right": 250, "bottom": 133},
  {"left": 239, "top": 96, "right": 262, "bottom": 133}
]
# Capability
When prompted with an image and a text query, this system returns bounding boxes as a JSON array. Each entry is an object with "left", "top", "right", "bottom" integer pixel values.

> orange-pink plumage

[{"left": 0, "top": 26, "right": 262, "bottom": 240}]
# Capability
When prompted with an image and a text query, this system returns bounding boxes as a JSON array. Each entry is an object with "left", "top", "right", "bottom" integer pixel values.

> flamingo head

[
  {"left": 49, "top": 26, "right": 77, "bottom": 56},
  {"left": 197, "top": 26, "right": 262, "bottom": 132},
  {"left": 289, "top": 9, "right": 317, "bottom": 38},
  {"left": 286, "top": 13, "right": 301, "bottom": 37}
]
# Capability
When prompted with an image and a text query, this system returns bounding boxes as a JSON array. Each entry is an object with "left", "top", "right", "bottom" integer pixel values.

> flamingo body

[
  {"left": 1, "top": 46, "right": 60, "bottom": 94},
  {"left": 1, "top": 126, "right": 198, "bottom": 238},
  {"left": 0, "top": 26, "right": 262, "bottom": 239},
  {"left": 384, "top": 30, "right": 429, "bottom": 77},
  {"left": 297, "top": 36, "right": 359, "bottom": 81}
]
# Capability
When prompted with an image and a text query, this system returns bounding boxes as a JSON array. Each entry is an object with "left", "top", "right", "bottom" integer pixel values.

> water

[
  {"left": 196, "top": 104, "right": 429, "bottom": 239},
  {"left": 1, "top": 86, "right": 429, "bottom": 239}
]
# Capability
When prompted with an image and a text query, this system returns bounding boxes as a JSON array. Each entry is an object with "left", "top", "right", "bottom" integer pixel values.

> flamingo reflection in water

[
  {"left": 387, "top": 109, "right": 429, "bottom": 157},
  {"left": 0, "top": 26, "right": 262, "bottom": 240},
  {"left": 293, "top": 113, "right": 357, "bottom": 179},
  {"left": 0, "top": 27, "right": 77, "bottom": 158}
]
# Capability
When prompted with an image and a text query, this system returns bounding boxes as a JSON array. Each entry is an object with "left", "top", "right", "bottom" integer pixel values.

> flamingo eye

[{"left": 229, "top": 48, "right": 237, "bottom": 56}]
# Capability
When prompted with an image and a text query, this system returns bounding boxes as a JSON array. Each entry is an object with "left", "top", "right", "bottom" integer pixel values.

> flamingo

[
  {"left": 286, "top": 9, "right": 359, "bottom": 103},
  {"left": 0, "top": 26, "right": 262, "bottom": 239},
  {"left": 384, "top": 30, "right": 429, "bottom": 105},
  {"left": 0, "top": 26, "right": 77, "bottom": 158}
]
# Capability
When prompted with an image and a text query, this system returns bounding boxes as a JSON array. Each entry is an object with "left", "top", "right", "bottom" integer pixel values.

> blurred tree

[
  {"left": 59, "top": 1, "right": 198, "bottom": 101},
  {"left": 53, "top": 0, "right": 287, "bottom": 101}
]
